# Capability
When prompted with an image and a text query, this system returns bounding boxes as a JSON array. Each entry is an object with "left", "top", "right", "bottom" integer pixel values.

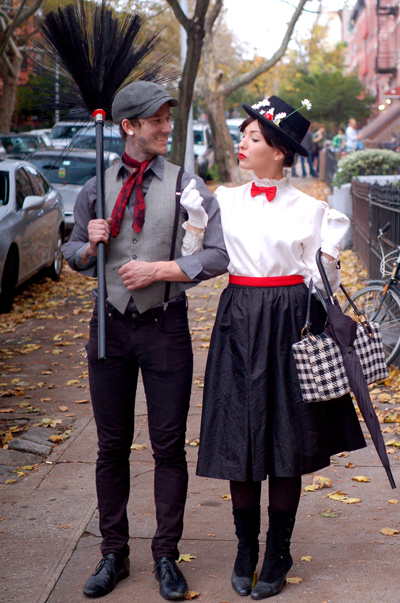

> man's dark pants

[{"left": 87, "top": 297, "right": 193, "bottom": 561}]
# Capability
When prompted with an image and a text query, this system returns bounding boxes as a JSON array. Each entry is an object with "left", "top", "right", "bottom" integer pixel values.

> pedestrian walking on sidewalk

[
  {"left": 62, "top": 81, "right": 229, "bottom": 601},
  {"left": 196, "top": 96, "right": 366, "bottom": 600}
]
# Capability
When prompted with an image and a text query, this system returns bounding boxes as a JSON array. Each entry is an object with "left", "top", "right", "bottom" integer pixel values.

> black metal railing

[
  {"left": 351, "top": 178, "right": 400, "bottom": 277},
  {"left": 325, "top": 148, "right": 339, "bottom": 189}
]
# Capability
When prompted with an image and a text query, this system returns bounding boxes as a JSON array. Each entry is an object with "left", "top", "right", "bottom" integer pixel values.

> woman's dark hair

[{"left": 239, "top": 117, "right": 296, "bottom": 167}]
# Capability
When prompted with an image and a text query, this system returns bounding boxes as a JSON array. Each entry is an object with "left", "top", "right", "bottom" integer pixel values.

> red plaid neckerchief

[
  {"left": 110, "top": 152, "right": 150, "bottom": 236},
  {"left": 250, "top": 182, "right": 277, "bottom": 202}
]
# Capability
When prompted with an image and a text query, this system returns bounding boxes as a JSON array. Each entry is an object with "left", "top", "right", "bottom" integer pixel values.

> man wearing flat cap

[{"left": 62, "top": 81, "right": 229, "bottom": 600}]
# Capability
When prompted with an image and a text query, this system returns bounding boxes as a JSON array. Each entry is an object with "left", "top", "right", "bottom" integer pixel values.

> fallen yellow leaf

[
  {"left": 344, "top": 497, "right": 361, "bottom": 504},
  {"left": 66, "top": 380, "right": 80, "bottom": 386},
  {"left": 304, "top": 484, "right": 319, "bottom": 492},
  {"left": 75, "top": 399, "right": 89, "bottom": 404},
  {"left": 5, "top": 479, "right": 16, "bottom": 484},
  {"left": 177, "top": 554, "right": 196, "bottom": 563},
  {"left": 184, "top": 592, "right": 200, "bottom": 601},
  {"left": 131, "top": 443, "right": 147, "bottom": 451},
  {"left": 380, "top": 527, "right": 400, "bottom": 536},
  {"left": 58, "top": 406, "right": 68, "bottom": 412},
  {"left": 286, "top": 577, "right": 304, "bottom": 584},
  {"left": 388, "top": 499, "right": 399, "bottom": 504},
  {"left": 351, "top": 476, "right": 370, "bottom": 482},
  {"left": 221, "top": 494, "right": 231, "bottom": 500},
  {"left": 0, "top": 408, "right": 14, "bottom": 413},
  {"left": 300, "top": 556, "right": 312, "bottom": 562}
]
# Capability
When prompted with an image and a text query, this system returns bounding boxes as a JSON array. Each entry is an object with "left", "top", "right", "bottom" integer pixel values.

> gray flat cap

[{"left": 112, "top": 81, "right": 178, "bottom": 123}]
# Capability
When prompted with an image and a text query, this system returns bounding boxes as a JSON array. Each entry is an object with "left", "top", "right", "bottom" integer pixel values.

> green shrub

[{"left": 331, "top": 149, "right": 400, "bottom": 188}]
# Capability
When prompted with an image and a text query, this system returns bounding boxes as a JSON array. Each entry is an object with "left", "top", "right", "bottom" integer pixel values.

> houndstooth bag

[{"left": 292, "top": 278, "right": 388, "bottom": 403}]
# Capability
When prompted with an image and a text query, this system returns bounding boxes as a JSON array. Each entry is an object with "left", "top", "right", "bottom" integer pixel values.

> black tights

[{"left": 230, "top": 476, "right": 301, "bottom": 515}]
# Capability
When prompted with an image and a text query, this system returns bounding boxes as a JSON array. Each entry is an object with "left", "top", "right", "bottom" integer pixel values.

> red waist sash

[{"left": 229, "top": 275, "right": 304, "bottom": 287}]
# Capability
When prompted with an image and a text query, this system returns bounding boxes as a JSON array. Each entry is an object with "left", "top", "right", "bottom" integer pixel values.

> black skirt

[{"left": 196, "top": 282, "right": 366, "bottom": 481}]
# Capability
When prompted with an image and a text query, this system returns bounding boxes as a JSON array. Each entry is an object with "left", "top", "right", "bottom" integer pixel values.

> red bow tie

[{"left": 251, "top": 182, "right": 277, "bottom": 201}]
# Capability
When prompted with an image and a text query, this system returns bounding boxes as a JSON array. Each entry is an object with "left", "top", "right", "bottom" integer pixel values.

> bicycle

[{"left": 341, "top": 222, "right": 400, "bottom": 365}]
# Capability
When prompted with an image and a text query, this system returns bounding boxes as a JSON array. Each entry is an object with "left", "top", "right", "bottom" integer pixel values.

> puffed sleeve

[{"left": 301, "top": 202, "right": 341, "bottom": 294}]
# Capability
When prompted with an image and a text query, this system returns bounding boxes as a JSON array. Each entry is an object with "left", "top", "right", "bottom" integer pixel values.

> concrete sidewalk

[{"left": 1, "top": 275, "right": 400, "bottom": 603}]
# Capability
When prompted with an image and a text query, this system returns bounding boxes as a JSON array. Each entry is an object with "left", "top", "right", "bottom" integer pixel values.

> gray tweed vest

[{"left": 104, "top": 161, "right": 184, "bottom": 314}]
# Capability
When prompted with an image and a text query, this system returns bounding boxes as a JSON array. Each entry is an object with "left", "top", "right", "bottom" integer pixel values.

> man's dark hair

[{"left": 239, "top": 117, "right": 296, "bottom": 168}]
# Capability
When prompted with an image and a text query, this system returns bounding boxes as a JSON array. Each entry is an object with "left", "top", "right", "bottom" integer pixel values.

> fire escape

[{"left": 376, "top": 0, "right": 399, "bottom": 74}]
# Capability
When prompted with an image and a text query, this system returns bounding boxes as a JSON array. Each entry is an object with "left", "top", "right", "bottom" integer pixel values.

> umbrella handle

[
  {"left": 93, "top": 109, "right": 107, "bottom": 360},
  {"left": 316, "top": 248, "right": 336, "bottom": 305}
]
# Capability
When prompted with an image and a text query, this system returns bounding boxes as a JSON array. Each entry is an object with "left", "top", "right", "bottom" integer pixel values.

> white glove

[
  {"left": 181, "top": 179, "right": 208, "bottom": 229},
  {"left": 320, "top": 208, "right": 350, "bottom": 257}
]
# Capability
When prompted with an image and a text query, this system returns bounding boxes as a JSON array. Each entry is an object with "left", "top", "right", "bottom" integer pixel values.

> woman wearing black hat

[{"left": 196, "top": 97, "right": 366, "bottom": 599}]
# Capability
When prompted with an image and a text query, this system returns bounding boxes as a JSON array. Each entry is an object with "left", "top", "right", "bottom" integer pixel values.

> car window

[
  {"left": 15, "top": 167, "right": 34, "bottom": 210},
  {"left": 29, "top": 155, "right": 97, "bottom": 185},
  {"left": 193, "top": 131, "right": 205, "bottom": 145},
  {"left": 73, "top": 135, "right": 125, "bottom": 156},
  {"left": 24, "top": 164, "right": 49, "bottom": 196},
  {"left": 49, "top": 125, "right": 87, "bottom": 140},
  {"left": 1, "top": 136, "right": 38, "bottom": 154},
  {"left": 0, "top": 171, "right": 9, "bottom": 206}
]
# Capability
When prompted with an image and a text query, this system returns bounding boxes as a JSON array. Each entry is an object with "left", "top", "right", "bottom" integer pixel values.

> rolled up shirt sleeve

[
  {"left": 61, "top": 176, "right": 98, "bottom": 277},
  {"left": 175, "top": 172, "right": 229, "bottom": 280}
]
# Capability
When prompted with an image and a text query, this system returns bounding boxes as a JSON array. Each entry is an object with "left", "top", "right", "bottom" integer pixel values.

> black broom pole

[{"left": 93, "top": 109, "right": 107, "bottom": 360}]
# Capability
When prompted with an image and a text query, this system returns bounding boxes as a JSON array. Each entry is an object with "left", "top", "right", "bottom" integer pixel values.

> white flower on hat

[
  {"left": 274, "top": 112, "right": 287, "bottom": 125},
  {"left": 251, "top": 97, "right": 271, "bottom": 110},
  {"left": 301, "top": 98, "right": 312, "bottom": 111}
]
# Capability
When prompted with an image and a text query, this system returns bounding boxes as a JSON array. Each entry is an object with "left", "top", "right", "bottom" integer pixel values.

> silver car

[
  {"left": 0, "top": 159, "right": 65, "bottom": 312},
  {"left": 29, "top": 149, "right": 120, "bottom": 233}
]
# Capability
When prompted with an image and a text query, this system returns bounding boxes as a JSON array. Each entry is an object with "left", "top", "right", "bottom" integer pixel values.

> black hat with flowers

[{"left": 242, "top": 95, "right": 312, "bottom": 157}]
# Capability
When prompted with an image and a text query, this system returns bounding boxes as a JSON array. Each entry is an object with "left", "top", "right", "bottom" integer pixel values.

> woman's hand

[
  {"left": 181, "top": 179, "right": 208, "bottom": 230},
  {"left": 320, "top": 208, "right": 350, "bottom": 258}
]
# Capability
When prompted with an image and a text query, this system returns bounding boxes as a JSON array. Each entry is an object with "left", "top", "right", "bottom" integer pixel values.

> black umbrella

[{"left": 316, "top": 248, "right": 396, "bottom": 489}]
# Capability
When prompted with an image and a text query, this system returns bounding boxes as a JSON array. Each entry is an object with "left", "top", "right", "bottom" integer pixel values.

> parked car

[
  {"left": 48, "top": 121, "right": 90, "bottom": 148},
  {"left": 193, "top": 122, "right": 215, "bottom": 180},
  {"left": 71, "top": 126, "right": 124, "bottom": 155},
  {"left": 0, "top": 133, "right": 53, "bottom": 160},
  {"left": 28, "top": 129, "right": 53, "bottom": 147},
  {"left": 29, "top": 149, "right": 120, "bottom": 233},
  {"left": 0, "top": 159, "right": 65, "bottom": 312},
  {"left": 226, "top": 118, "right": 244, "bottom": 153}
]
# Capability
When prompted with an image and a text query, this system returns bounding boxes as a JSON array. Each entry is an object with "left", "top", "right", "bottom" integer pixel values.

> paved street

[{"left": 0, "top": 179, "right": 399, "bottom": 602}]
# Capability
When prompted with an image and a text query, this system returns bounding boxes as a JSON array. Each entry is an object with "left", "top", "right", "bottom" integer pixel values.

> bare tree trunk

[
  {"left": 0, "top": 55, "right": 21, "bottom": 132},
  {"left": 171, "top": 15, "right": 207, "bottom": 166},
  {"left": 202, "top": 23, "right": 240, "bottom": 183},
  {"left": 202, "top": 0, "right": 308, "bottom": 184},
  {"left": 166, "top": 0, "right": 210, "bottom": 168}
]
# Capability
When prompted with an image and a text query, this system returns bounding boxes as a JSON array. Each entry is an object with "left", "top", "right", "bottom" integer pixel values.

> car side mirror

[{"left": 23, "top": 195, "right": 45, "bottom": 211}]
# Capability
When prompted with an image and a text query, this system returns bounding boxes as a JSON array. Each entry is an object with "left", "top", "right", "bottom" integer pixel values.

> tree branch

[
  {"left": 193, "top": 0, "right": 212, "bottom": 22},
  {"left": 205, "top": 0, "right": 222, "bottom": 35},
  {"left": 16, "top": 0, "right": 43, "bottom": 27},
  {"left": 221, "top": 0, "right": 308, "bottom": 97},
  {"left": 165, "top": 0, "right": 190, "bottom": 31}
]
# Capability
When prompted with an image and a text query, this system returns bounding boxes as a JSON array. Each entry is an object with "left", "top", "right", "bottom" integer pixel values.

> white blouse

[{"left": 215, "top": 170, "right": 341, "bottom": 293}]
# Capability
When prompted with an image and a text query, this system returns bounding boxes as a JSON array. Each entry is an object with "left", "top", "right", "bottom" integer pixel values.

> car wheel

[
  {"left": 0, "top": 248, "right": 19, "bottom": 313},
  {"left": 45, "top": 229, "right": 63, "bottom": 280}
]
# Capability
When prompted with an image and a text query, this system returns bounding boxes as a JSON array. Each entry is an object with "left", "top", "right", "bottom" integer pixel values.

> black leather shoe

[
  {"left": 250, "top": 573, "right": 287, "bottom": 599},
  {"left": 232, "top": 569, "right": 254, "bottom": 596},
  {"left": 83, "top": 553, "right": 130, "bottom": 598},
  {"left": 154, "top": 557, "right": 188, "bottom": 601}
]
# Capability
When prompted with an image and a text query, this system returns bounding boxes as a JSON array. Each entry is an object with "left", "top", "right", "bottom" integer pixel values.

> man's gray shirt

[{"left": 62, "top": 155, "right": 229, "bottom": 286}]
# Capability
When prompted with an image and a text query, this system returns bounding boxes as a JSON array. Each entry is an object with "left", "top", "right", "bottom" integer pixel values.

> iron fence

[
  {"left": 325, "top": 148, "right": 339, "bottom": 188},
  {"left": 351, "top": 178, "right": 400, "bottom": 278}
]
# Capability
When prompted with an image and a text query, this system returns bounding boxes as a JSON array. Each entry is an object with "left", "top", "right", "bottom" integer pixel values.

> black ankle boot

[
  {"left": 231, "top": 506, "right": 260, "bottom": 596},
  {"left": 251, "top": 507, "right": 296, "bottom": 600}
]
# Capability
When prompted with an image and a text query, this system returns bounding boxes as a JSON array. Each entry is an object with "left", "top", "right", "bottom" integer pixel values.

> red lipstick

[{"left": 238, "top": 153, "right": 246, "bottom": 160}]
